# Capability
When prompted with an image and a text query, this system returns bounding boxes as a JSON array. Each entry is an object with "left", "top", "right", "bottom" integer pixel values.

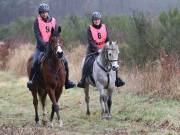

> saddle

[
  {"left": 39, "top": 52, "right": 46, "bottom": 65},
  {"left": 32, "top": 52, "right": 46, "bottom": 89},
  {"left": 84, "top": 53, "right": 98, "bottom": 84}
]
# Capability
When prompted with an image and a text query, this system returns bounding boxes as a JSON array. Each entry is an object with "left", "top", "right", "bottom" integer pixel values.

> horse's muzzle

[
  {"left": 57, "top": 52, "right": 64, "bottom": 58},
  {"left": 112, "top": 65, "right": 119, "bottom": 71}
]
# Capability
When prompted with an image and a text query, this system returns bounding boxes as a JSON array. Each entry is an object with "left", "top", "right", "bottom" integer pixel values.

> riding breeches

[
  {"left": 29, "top": 49, "right": 43, "bottom": 79},
  {"left": 82, "top": 54, "right": 97, "bottom": 77}
]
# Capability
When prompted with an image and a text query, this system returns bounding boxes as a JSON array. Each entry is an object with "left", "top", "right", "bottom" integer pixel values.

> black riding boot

[
  {"left": 77, "top": 73, "right": 86, "bottom": 88},
  {"left": 115, "top": 71, "right": 125, "bottom": 87},
  {"left": 64, "top": 59, "right": 76, "bottom": 89},
  {"left": 27, "top": 67, "right": 37, "bottom": 91},
  {"left": 77, "top": 55, "right": 95, "bottom": 89},
  {"left": 77, "top": 63, "right": 89, "bottom": 88}
]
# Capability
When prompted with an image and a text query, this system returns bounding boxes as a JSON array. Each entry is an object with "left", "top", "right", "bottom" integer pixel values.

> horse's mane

[
  {"left": 100, "top": 42, "right": 110, "bottom": 65},
  {"left": 101, "top": 42, "right": 109, "bottom": 56}
]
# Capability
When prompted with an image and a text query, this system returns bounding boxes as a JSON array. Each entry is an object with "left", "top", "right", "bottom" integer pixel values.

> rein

[
  {"left": 52, "top": 44, "right": 63, "bottom": 54},
  {"left": 95, "top": 47, "right": 118, "bottom": 89},
  {"left": 96, "top": 61, "right": 110, "bottom": 89},
  {"left": 41, "top": 44, "right": 63, "bottom": 75},
  {"left": 105, "top": 48, "right": 118, "bottom": 63},
  {"left": 97, "top": 61, "right": 111, "bottom": 73}
]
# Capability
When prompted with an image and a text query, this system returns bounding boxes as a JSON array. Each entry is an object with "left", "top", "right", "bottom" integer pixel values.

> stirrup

[
  {"left": 65, "top": 80, "right": 76, "bottom": 89},
  {"left": 27, "top": 81, "right": 34, "bottom": 91},
  {"left": 115, "top": 78, "right": 125, "bottom": 87},
  {"left": 77, "top": 81, "right": 85, "bottom": 88}
]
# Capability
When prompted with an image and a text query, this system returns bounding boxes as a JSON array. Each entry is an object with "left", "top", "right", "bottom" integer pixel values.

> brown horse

[{"left": 27, "top": 26, "right": 65, "bottom": 127}]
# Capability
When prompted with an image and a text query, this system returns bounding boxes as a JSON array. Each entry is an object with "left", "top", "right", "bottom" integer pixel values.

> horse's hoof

[
  {"left": 42, "top": 120, "right": 48, "bottom": 126},
  {"left": 86, "top": 111, "right": 90, "bottom": 116},
  {"left": 35, "top": 122, "right": 41, "bottom": 127},
  {"left": 106, "top": 115, "right": 112, "bottom": 120},
  {"left": 101, "top": 113, "right": 111, "bottom": 120},
  {"left": 86, "top": 114, "right": 91, "bottom": 121},
  {"left": 101, "top": 114, "right": 108, "bottom": 120},
  {"left": 48, "top": 122, "right": 53, "bottom": 128},
  {"left": 107, "top": 114, "right": 112, "bottom": 120},
  {"left": 59, "top": 120, "right": 63, "bottom": 128},
  {"left": 86, "top": 114, "right": 90, "bottom": 118}
]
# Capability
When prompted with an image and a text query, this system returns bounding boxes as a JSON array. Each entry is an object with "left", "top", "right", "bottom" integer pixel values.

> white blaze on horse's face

[
  {"left": 56, "top": 40, "right": 63, "bottom": 58},
  {"left": 107, "top": 41, "right": 119, "bottom": 71},
  {"left": 57, "top": 45, "right": 63, "bottom": 53}
]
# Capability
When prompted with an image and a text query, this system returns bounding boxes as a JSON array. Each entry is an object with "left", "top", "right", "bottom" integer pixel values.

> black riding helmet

[
  {"left": 92, "top": 11, "right": 102, "bottom": 21},
  {"left": 38, "top": 3, "right": 50, "bottom": 13}
]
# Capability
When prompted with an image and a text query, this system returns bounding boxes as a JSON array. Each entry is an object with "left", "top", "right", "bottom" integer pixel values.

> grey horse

[{"left": 83, "top": 41, "right": 119, "bottom": 120}]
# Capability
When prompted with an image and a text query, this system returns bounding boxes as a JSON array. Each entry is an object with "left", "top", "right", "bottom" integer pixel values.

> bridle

[
  {"left": 49, "top": 37, "right": 63, "bottom": 59},
  {"left": 104, "top": 48, "right": 119, "bottom": 63},
  {"left": 96, "top": 46, "right": 119, "bottom": 88},
  {"left": 97, "top": 47, "right": 119, "bottom": 73}
]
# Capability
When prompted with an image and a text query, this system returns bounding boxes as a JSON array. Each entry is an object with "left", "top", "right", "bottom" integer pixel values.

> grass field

[{"left": 0, "top": 71, "right": 180, "bottom": 135}]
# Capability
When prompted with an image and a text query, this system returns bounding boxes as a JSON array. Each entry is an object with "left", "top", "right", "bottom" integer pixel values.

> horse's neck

[
  {"left": 98, "top": 54, "right": 110, "bottom": 68},
  {"left": 47, "top": 54, "right": 60, "bottom": 68}
]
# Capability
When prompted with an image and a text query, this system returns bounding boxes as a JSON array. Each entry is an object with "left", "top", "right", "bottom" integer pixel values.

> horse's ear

[
  {"left": 58, "top": 26, "right": 61, "bottom": 33},
  {"left": 109, "top": 40, "right": 112, "bottom": 45},
  {"left": 51, "top": 27, "right": 54, "bottom": 35}
]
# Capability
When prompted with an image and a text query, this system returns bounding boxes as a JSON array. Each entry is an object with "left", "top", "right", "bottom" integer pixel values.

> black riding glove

[{"left": 44, "top": 42, "right": 49, "bottom": 51}]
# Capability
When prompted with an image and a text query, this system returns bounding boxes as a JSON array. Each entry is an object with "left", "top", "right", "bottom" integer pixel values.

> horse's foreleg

[
  {"left": 84, "top": 85, "right": 90, "bottom": 116},
  {"left": 100, "top": 94, "right": 108, "bottom": 119},
  {"left": 97, "top": 84, "right": 108, "bottom": 119},
  {"left": 48, "top": 88, "right": 62, "bottom": 127},
  {"left": 107, "top": 89, "right": 113, "bottom": 119},
  {"left": 49, "top": 104, "right": 55, "bottom": 128},
  {"left": 107, "top": 96, "right": 112, "bottom": 114},
  {"left": 52, "top": 104, "right": 62, "bottom": 128},
  {"left": 50, "top": 104, "right": 55, "bottom": 122},
  {"left": 31, "top": 90, "right": 40, "bottom": 126},
  {"left": 40, "top": 91, "right": 47, "bottom": 126},
  {"left": 55, "top": 89, "right": 63, "bottom": 128}
]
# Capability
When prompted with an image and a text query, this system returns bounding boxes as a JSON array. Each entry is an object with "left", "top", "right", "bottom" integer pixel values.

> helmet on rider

[
  {"left": 92, "top": 11, "right": 102, "bottom": 26},
  {"left": 92, "top": 11, "right": 102, "bottom": 21},
  {"left": 38, "top": 3, "right": 50, "bottom": 14}
]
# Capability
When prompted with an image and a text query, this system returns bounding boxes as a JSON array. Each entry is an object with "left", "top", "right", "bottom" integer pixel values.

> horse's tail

[{"left": 27, "top": 54, "right": 33, "bottom": 78}]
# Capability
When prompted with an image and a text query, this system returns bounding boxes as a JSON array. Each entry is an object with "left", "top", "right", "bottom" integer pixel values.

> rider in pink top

[
  {"left": 89, "top": 23, "right": 107, "bottom": 49},
  {"left": 27, "top": 3, "right": 75, "bottom": 91},
  {"left": 77, "top": 11, "right": 125, "bottom": 88}
]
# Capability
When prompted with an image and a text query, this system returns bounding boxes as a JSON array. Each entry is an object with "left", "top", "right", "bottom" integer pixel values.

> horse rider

[
  {"left": 77, "top": 11, "right": 125, "bottom": 88},
  {"left": 27, "top": 3, "right": 76, "bottom": 90}
]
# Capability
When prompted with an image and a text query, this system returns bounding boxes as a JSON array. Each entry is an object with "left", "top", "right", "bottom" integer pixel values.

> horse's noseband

[
  {"left": 57, "top": 51, "right": 64, "bottom": 58},
  {"left": 105, "top": 48, "right": 118, "bottom": 63}
]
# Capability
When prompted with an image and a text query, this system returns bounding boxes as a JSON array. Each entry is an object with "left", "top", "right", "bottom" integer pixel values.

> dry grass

[
  {"left": 6, "top": 43, "right": 34, "bottom": 75},
  {"left": 0, "top": 71, "right": 180, "bottom": 135},
  {"left": 64, "top": 45, "right": 86, "bottom": 81},
  {"left": 3, "top": 43, "right": 180, "bottom": 98},
  {"left": 124, "top": 52, "right": 180, "bottom": 99},
  {"left": 1, "top": 43, "right": 180, "bottom": 134},
  {"left": 5, "top": 43, "right": 86, "bottom": 80}
]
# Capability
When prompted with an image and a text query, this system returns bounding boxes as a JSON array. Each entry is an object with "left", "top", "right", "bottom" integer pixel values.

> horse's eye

[{"left": 109, "top": 53, "right": 112, "bottom": 56}]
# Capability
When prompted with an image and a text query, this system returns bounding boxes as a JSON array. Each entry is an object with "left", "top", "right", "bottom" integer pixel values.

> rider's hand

[
  {"left": 44, "top": 42, "right": 49, "bottom": 51},
  {"left": 97, "top": 49, "right": 102, "bottom": 54}
]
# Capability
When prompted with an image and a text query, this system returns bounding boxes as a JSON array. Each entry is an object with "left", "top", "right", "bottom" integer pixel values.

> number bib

[
  {"left": 90, "top": 24, "right": 107, "bottom": 49},
  {"left": 38, "top": 16, "right": 56, "bottom": 42}
]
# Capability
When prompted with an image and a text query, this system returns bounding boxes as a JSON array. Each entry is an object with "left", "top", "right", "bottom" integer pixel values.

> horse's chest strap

[
  {"left": 105, "top": 73, "right": 110, "bottom": 89},
  {"left": 97, "top": 61, "right": 111, "bottom": 89},
  {"left": 55, "top": 68, "right": 61, "bottom": 80},
  {"left": 97, "top": 61, "right": 111, "bottom": 72}
]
